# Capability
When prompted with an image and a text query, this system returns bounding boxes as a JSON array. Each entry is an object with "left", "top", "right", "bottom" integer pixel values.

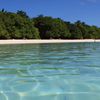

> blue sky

[{"left": 0, "top": 0, "right": 100, "bottom": 27}]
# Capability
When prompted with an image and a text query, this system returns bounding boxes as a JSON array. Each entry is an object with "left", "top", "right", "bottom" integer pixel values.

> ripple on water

[
  {"left": 4, "top": 92, "right": 21, "bottom": 100},
  {"left": 0, "top": 43, "right": 100, "bottom": 100},
  {"left": 10, "top": 78, "right": 39, "bottom": 93},
  {"left": 0, "top": 92, "right": 7, "bottom": 100}
]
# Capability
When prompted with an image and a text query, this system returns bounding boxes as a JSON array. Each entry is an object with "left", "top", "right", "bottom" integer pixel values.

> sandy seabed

[{"left": 0, "top": 39, "right": 99, "bottom": 44}]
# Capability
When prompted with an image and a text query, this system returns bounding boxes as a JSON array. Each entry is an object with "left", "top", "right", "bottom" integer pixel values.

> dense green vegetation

[{"left": 0, "top": 9, "right": 100, "bottom": 39}]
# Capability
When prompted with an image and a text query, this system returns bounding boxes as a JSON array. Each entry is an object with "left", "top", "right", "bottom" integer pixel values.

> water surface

[{"left": 0, "top": 43, "right": 100, "bottom": 100}]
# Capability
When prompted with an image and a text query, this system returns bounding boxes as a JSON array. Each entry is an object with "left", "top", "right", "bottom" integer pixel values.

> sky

[{"left": 0, "top": 0, "right": 100, "bottom": 27}]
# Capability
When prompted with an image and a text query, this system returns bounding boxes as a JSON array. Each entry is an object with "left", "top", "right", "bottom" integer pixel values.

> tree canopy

[
  {"left": 0, "top": 10, "right": 40, "bottom": 39},
  {"left": 33, "top": 15, "right": 70, "bottom": 39},
  {"left": 0, "top": 10, "right": 100, "bottom": 39}
]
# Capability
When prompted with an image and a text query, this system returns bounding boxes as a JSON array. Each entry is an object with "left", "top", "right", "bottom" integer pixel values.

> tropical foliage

[{"left": 0, "top": 9, "right": 100, "bottom": 39}]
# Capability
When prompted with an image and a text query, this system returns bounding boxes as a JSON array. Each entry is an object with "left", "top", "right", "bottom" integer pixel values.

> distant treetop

[{"left": 0, "top": 10, "right": 100, "bottom": 39}]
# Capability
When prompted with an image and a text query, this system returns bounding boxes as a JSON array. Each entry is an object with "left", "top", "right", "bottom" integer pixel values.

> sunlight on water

[{"left": 0, "top": 43, "right": 100, "bottom": 100}]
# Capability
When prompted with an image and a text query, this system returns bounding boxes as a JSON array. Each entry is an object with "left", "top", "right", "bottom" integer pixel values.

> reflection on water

[{"left": 0, "top": 43, "right": 100, "bottom": 100}]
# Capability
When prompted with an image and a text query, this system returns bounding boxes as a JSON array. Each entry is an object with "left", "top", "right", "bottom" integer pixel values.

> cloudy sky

[{"left": 0, "top": 0, "right": 100, "bottom": 26}]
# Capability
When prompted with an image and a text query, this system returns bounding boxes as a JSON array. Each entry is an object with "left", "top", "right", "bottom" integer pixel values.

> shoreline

[{"left": 0, "top": 39, "right": 99, "bottom": 44}]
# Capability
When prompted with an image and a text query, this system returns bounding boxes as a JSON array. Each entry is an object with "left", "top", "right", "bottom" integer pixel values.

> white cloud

[
  {"left": 80, "top": 0, "right": 98, "bottom": 5},
  {"left": 86, "top": 0, "right": 97, "bottom": 3}
]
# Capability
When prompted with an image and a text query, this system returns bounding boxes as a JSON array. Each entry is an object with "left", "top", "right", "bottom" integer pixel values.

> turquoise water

[{"left": 0, "top": 43, "right": 100, "bottom": 100}]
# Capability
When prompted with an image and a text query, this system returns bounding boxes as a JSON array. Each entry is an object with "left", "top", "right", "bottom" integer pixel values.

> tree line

[{"left": 0, "top": 9, "right": 100, "bottom": 39}]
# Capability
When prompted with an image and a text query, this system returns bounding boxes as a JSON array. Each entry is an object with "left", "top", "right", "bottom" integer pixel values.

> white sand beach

[{"left": 0, "top": 39, "right": 99, "bottom": 44}]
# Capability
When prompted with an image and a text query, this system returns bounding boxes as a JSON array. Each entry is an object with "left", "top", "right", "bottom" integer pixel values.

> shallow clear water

[{"left": 0, "top": 43, "right": 100, "bottom": 100}]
